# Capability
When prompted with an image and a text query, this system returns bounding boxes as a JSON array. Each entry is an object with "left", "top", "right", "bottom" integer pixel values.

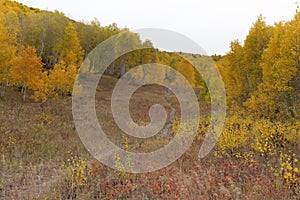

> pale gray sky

[{"left": 15, "top": 0, "right": 298, "bottom": 55}]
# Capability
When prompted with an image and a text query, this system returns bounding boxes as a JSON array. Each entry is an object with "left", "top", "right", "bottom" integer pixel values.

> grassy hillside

[
  {"left": 0, "top": 75, "right": 297, "bottom": 199},
  {"left": 1, "top": 0, "right": 300, "bottom": 199}
]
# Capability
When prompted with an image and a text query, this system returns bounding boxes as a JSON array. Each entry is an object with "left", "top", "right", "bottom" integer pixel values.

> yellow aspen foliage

[
  {"left": 245, "top": 12, "right": 300, "bottom": 118},
  {"left": 252, "top": 120, "right": 286, "bottom": 157},
  {"left": 32, "top": 73, "right": 56, "bottom": 102},
  {"left": 10, "top": 46, "right": 44, "bottom": 101},
  {"left": 176, "top": 59, "right": 195, "bottom": 87},
  {"left": 63, "top": 152, "right": 87, "bottom": 189},
  {"left": 220, "top": 41, "right": 247, "bottom": 106},
  {"left": 0, "top": 16, "right": 16, "bottom": 96},
  {"left": 48, "top": 61, "right": 78, "bottom": 96},
  {"left": 242, "top": 15, "right": 272, "bottom": 94},
  {"left": 220, "top": 16, "right": 272, "bottom": 107},
  {"left": 217, "top": 115, "right": 251, "bottom": 156},
  {"left": 55, "top": 22, "right": 84, "bottom": 67}
]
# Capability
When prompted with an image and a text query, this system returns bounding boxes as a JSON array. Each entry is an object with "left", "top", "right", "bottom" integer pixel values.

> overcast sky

[{"left": 15, "top": 0, "right": 298, "bottom": 55}]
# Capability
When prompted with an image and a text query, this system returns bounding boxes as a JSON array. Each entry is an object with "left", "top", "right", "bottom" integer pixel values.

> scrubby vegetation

[{"left": 0, "top": 0, "right": 300, "bottom": 199}]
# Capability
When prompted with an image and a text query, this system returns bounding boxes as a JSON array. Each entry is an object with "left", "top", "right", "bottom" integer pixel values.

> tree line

[
  {"left": 3, "top": 0, "right": 299, "bottom": 121},
  {"left": 218, "top": 12, "right": 300, "bottom": 120},
  {"left": 0, "top": 0, "right": 208, "bottom": 102}
]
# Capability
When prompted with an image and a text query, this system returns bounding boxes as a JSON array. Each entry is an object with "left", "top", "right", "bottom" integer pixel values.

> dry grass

[{"left": 0, "top": 75, "right": 297, "bottom": 199}]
